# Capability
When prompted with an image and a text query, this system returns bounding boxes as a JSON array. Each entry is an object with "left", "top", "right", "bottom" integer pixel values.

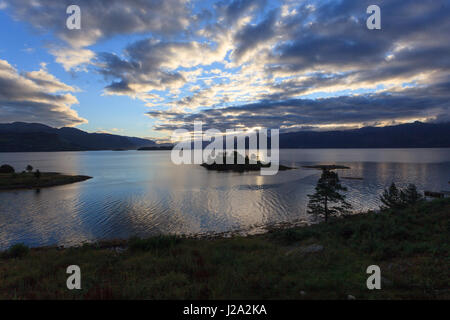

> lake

[{"left": 0, "top": 149, "right": 449, "bottom": 249}]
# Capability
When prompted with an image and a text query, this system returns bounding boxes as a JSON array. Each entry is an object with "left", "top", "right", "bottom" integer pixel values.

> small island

[
  {"left": 201, "top": 151, "right": 295, "bottom": 172},
  {"left": 0, "top": 164, "right": 92, "bottom": 190},
  {"left": 302, "top": 164, "right": 350, "bottom": 170}
]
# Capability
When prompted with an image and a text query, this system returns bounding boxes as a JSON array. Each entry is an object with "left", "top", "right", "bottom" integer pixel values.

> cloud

[
  {"left": 97, "top": 37, "right": 232, "bottom": 103},
  {"left": 97, "top": 0, "right": 449, "bottom": 118},
  {"left": 146, "top": 80, "right": 450, "bottom": 132},
  {"left": 6, "top": 0, "right": 191, "bottom": 47},
  {"left": 231, "top": 8, "right": 278, "bottom": 62},
  {"left": 49, "top": 47, "right": 95, "bottom": 72},
  {"left": 5, "top": 0, "right": 191, "bottom": 69},
  {"left": 216, "top": 0, "right": 267, "bottom": 25},
  {"left": 266, "top": 0, "right": 450, "bottom": 80},
  {"left": 0, "top": 59, "right": 87, "bottom": 127},
  {"left": 4, "top": 0, "right": 449, "bottom": 134},
  {"left": 25, "top": 63, "right": 79, "bottom": 92}
]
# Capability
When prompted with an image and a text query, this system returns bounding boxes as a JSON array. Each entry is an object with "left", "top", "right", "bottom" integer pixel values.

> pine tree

[
  {"left": 380, "top": 182, "right": 423, "bottom": 210},
  {"left": 307, "top": 169, "right": 352, "bottom": 223},
  {"left": 380, "top": 182, "right": 404, "bottom": 210},
  {"left": 401, "top": 183, "right": 423, "bottom": 205}
]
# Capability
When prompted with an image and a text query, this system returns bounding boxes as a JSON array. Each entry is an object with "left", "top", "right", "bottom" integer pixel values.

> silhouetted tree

[
  {"left": 0, "top": 164, "right": 15, "bottom": 174},
  {"left": 401, "top": 183, "right": 423, "bottom": 205},
  {"left": 26, "top": 165, "right": 33, "bottom": 173},
  {"left": 380, "top": 183, "right": 423, "bottom": 210},
  {"left": 307, "top": 169, "right": 352, "bottom": 223},
  {"left": 380, "top": 182, "right": 404, "bottom": 210},
  {"left": 34, "top": 169, "right": 41, "bottom": 179}
]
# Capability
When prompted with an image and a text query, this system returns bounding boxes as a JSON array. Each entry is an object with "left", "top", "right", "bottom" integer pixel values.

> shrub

[
  {"left": 7, "top": 243, "right": 29, "bottom": 258},
  {"left": 338, "top": 225, "right": 354, "bottom": 240},
  {"left": 0, "top": 164, "right": 15, "bottom": 174},
  {"left": 380, "top": 182, "right": 404, "bottom": 210},
  {"left": 380, "top": 183, "right": 423, "bottom": 210},
  {"left": 401, "top": 184, "right": 423, "bottom": 204},
  {"left": 26, "top": 165, "right": 33, "bottom": 172},
  {"left": 129, "top": 235, "right": 181, "bottom": 251},
  {"left": 269, "top": 228, "right": 318, "bottom": 243},
  {"left": 34, "top": 169, "right": 41, "bottom": 179}
]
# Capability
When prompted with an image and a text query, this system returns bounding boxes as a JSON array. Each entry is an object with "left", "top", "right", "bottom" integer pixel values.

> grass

[
  {"left": 0, "top": 199, "right": 448, "bottom": 300},
  {"left": 0, "top": 172, "right": 92, "bottom": 190}
]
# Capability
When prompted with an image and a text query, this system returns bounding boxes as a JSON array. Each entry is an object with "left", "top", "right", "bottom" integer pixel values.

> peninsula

[{"left": 0, "top": 167, "right": 92, "bottom": 190}]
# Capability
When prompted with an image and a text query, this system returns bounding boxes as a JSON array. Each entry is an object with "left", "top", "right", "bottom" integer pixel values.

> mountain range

[
  {"left": 278, "top": 121, "right": 450, "bottom": 148},
  {"left": 0, "top": 122, "right": 156, "bottom": 152},
  {"left": 0, "top": 121, "right": 449, "bottom": 152}
]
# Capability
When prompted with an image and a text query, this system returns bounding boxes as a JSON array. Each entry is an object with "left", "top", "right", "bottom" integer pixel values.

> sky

[{"left": 0, "top": 0, "right": 449, "bottom": 140}]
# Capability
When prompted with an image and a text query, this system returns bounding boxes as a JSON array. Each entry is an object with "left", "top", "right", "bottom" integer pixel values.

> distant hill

[
  {"left": 0, "top": 122, "right": 156, "bottom": 152},
  {"left": 279, "top": 122, "right": 450, "bottom": 148},
  {"left": 207, "top": 121, "right": 450, "bottom": 149},
  {"left": 138, "top": 146, "right": 173, "bottom": 151},
  {"left": 1, "top": 121, "right": 449, "bottom": 152}
]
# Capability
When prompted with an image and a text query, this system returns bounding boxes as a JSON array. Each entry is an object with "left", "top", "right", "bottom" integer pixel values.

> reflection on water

[{"left": 0, "top": 149, "right": 449, "bottom": 249}]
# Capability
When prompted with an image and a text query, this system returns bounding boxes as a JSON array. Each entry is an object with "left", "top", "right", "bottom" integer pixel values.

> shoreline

[
  {"left": 3, "top": 217, "right": 312, "bottom": 252},
  {"left": 1, "top": 198, "right": 448, "bottom": 299}
]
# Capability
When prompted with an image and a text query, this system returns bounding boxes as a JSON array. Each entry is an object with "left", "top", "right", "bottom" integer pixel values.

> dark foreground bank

[{"left": 0, "top": 199, "right": 448, "bottom": 299}]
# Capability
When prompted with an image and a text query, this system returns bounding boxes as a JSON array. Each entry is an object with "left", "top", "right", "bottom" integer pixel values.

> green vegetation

[
  {"left": 307, "top": 170, "right": 352, "bottom": 222},
  {"left": 128, "top": 236, "right": 181, "bottom": 252},
  {"left": 0, "top": 198, "right": 448, "bottom": 300},
  {"left": 4, "top": 244, "right": 29, "bottom": 259},
  {"left": 0, "top": 171, "right": 92, "bottom": 190},
  {"left": 380, "top": 182, "right": 423, "bottom": 210}
]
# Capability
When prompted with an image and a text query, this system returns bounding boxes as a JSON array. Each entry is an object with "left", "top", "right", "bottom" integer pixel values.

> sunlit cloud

[{"left": 0, "top": 59, "right": 87, "bottom": 127}]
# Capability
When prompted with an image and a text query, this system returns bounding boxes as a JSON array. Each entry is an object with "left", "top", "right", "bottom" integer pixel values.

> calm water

[{"left": 0, "top": 149, "right": 449, "bottom": 249}]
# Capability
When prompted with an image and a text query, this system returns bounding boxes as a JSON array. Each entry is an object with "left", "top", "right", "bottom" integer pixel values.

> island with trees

[
  {"left": 0, "top": 164, "right": 92, "bottom": 190},
  {"left": 201, "top": 151, "right": 295, "bottom": 172},
  {"left": 302, "top": 164, "right": 350, "bottom": 170}
]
